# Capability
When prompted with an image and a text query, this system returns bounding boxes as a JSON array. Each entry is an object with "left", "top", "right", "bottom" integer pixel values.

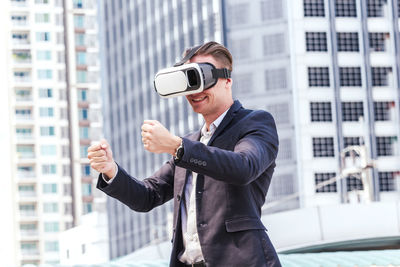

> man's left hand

[{"left": 141, "top": 120, "right": 182, "bottom": 156}]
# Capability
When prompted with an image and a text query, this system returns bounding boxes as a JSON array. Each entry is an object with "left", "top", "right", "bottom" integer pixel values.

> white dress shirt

[{"left": 178, "top": 109, "right": 229, "bottom": 264}]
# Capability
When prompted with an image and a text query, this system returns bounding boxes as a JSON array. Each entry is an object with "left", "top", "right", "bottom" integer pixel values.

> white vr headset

[{"left": 154, "top": 44, "right": 231, "bottom": 98}]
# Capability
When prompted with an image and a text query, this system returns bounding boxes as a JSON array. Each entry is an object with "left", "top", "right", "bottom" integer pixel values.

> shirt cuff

[{"left": 101, "top": 162, "right": 118, "bottom": 184}]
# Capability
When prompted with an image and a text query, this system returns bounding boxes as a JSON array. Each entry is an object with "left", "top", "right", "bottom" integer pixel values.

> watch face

[{"left": 177, "top": 147, "right": 184, "bottom": 158}]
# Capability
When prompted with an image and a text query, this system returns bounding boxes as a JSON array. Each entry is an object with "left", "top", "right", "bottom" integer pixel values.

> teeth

[{"left": 193, "top": 96, "right": 206, "bottom": 102}]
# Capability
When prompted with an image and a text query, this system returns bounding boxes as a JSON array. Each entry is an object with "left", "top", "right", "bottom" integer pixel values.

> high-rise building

[
  {"left": 98, "top": 0, "right": 224, "bottom": 259},
  {"left": 226, "top": 0, "right": 400, "bottom": 210},
  {"left": 98, "top": 0, "right": 400, "bottom": 260},
  {"left": 5, "top": 0, "right": 104, "bottom": 265}
]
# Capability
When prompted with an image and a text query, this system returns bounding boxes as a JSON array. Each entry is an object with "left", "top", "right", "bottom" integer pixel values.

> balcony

[
  {"left": 19, "top": 191, "right": 36, "bottom": 198},
  {"left": 13, "top": 52, "right": 31, "bottom": 64},
  {"left": 19, "top": 210, "right": 37, "bottom": 218},
  {"left": 17, "top": 171, "right": 35, "bottom": 179},
  {"left": 11, "top": 19, "right": 28, "bottom": 27},
  {"left": 15, "top": 114, "right": 33, "bottom": 121},
  {"left": 15, "top": 95, "right": 33, "bottom": 102},
  {"left": 13, "top": 75, "right": 32, "bottom": 84},
  {"left": 11, "top": 0, "right": 28, "bottom": 7},
  {"left": 16, "top": 152, "right": 35, "bottom": 159},
  {"left": 20, "top": 230, "right": 39, "bottom": 240}
]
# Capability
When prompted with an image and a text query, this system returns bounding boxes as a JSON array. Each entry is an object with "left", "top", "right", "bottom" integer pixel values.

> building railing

[{"left": 17, "top": 172, "right": 35, "bottom": 178}]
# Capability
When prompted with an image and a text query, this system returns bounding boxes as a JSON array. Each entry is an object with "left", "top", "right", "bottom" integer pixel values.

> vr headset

[{"left": 154, "top": 44, "right": 231, "bottom": 98}]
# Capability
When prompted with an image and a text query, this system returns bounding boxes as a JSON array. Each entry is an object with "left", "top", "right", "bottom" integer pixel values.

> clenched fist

[
  {"left": 87, "top": 139, "right": 117, "bottom": 179},
  {"left": 141, "top": 120, "right": 181, "bottom": 155}
]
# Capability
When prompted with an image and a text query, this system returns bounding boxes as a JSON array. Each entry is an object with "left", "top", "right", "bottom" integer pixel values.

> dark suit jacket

[{"left": 97, "top": 100, "right": 281, "bottom": 267}]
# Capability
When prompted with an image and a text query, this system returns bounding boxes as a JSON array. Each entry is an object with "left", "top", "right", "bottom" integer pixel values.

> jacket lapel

[{"left": 208, "top": 100, "right": 242, "bottom": 146}]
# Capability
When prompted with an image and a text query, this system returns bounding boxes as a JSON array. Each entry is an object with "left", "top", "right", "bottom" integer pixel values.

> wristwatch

[{"left": 174, "top": 140, "right": 184, "bottom": 161}]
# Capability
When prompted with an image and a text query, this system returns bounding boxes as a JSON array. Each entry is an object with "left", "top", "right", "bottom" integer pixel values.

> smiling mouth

[{"left": 192, "top": 96, "right": 207, "bottom": 103}]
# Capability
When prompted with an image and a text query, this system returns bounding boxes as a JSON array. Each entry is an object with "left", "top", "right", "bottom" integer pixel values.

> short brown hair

[{"left": 183, "top": 41, "right": 233, "bottom": 71}]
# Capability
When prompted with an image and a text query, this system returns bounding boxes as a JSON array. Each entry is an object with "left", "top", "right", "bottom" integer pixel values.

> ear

[{"left": 225, "top": 78, "right": 232, "bottom": 89}]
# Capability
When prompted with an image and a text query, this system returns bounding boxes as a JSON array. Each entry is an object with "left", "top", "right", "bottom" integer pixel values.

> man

[{"left": 88, "top": 41, "right": 281, "bottom": 267}]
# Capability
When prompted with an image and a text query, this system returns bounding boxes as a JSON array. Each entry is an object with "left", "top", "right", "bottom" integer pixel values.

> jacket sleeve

[
  {"left": 176, "top": 110, "right": 278, "bottom": 186},
  {"left": 96, "top": 159, "right": 175, "bottom": 212}
]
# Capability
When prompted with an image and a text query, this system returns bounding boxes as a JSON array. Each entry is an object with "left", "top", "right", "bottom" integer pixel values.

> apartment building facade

[{"left": 4, "top": 0, "right": 103, "bottom": 265}]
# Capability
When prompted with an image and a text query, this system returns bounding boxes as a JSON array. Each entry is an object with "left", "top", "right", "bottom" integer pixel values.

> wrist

[
  {"left": 171, "top": 136, "right": 182, "bottom": 156},
  {"left": 103, "top": 162, "right": 117, "bottom": 180}
]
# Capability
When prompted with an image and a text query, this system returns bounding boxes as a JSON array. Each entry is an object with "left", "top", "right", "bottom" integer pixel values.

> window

[
  {"left": 63, "top": 184, "right": 72, "bottom": 196},
  {"left": 43, "top": 203, "right": 58, "bottom": 213},
  {"left": 308, "top": 67, "right": 330, "bottom": 87},
  {"left": 78, "top": 108, "right": 88, "bottom": 120},
  {"left": 15, "top": 89, "right": 31, "bottom": 100},
  {"left": 42, "top": 164, "right": 56, "bottom": 174},
  {"left": 372, "top": 67, "right": 392, "bottom": 86},
  {"left": 313, "top": 137, "right": 335, "bottom": 157},
  {"left": 16, "top": 128, "right": 32, "bottom": 137},
  {"left": 45, "top": 241, "right": 59, "bottom": 252},
  {"left": 228, "top": 3, "right": 250, "bottom": 25},
  {"left": 276, "top": 138, "right": 292, "bottom": 161},
  {"left": 266, "top": 102, "right": 290, "bottom": 125},
  {"left": 346, "top": 175, "right": 363, "bottom": 191},
  {"left": 230, "top": 38, "right": 251, "bottom": 60},
  {"left": 37, "top": 50, "right": 51, "bottom": 60},
  {"left": 37, "top": 69, "right": 52, "bottom": 79},
  {"left": 35, "top": 0, "right": 49, "bottom": 3},
  {"left": 310, "top": 102, "right": 332, "bottom": 122},
  {"left": 367, "top": 0, "right": 387, "bottom": 17},
  {"left": 77, "top": 89, "right": 88, "bottom": 101},
  {"left": 261, "top": 0, "right": 283, "bottom": 21},
  {"left": 339, "top": 67, "right": 362, "bottom": 86},
  {"left": 40, "top": 145, "right": 56, "bottom": 156},
  {"left": 337, "top": 32, "right": 359, "bottom": 52},
  {"left": 233, "top": 73, "right": 254, "bottom": 94},
  {"left": 83, "top": 203, "right": 92, "bottom": 214},
  {"left": 376, "top": 136, "right": 396, "bottom": 156},
  {"left": 64, "top": 203, "right": 72, "bottom": 215},
  {"left": 79, "top": 127, "right": 89, "bottom": 139},
  {"left": 344, "top": 136, "right": 361, "bottom": 147},
  {"left": 62, "top": 145, "right": 70, "bottom": 158},
  {"left": 63, "top": 164, "right": 71, "bottom": 176},
  {"left": 82, "top": 164, "right": 91, "bottom": 176},
  {"left": 315, "top": 172, "right": 337, "bottom": 192},
  {"left": 306, "top": 32, "right": 327, "bottom": 52},
  {"left": 369, "top": 32, "right": 389, "bottom": 52},
  {"left": 43, "top": 184, "right": 57, "bottom": 194},
  {"left": 39, "top": 107, "right": 54, "bottom": 117},
  {"left": 304, "top": 0, "right": 325, "bottom": 17},
  {"left": 39, "top": 88, "right": 53, "bottom": 98},
  {"left": 263, "top": 33, "right": 285, "bottom": 56},
  {"left": 36, "top": 32, "right": 50, "bottom": 42},
  {"left": 265, "top": 68, "right": 287, "bottom": 91},
  {"left": 342, "top": 101, "right": 364, "bottom": 121},
  {"left": 75, "top": 33, "right": 85, "bottom": 46},
  {"left": 35, "top": 13, "right": 49, "bottom": 23},
  {"left": 74, "top": 15, "right": 85, "bottom": 28},
  {"left": 374, "top": 101, "right": 393, "bottom": 121},
  {"left": 73, "top": 0, "right": 83, "bottom": 8},
  {"left": 379, "top": 171, "right": 397, "bottom": 191},
  {"left": 44, "top": 222, "right": 59, "bottom": 232},
  {"left": 76, "top": 52, "right": 86, "bottom": 65},
  {"left": 82, "top": 183, "right": 92, "bottom": 196},
  {"left": 40, "top": 126, "right": 55, "bottom": 136},
  {"left": 18, "top": 185, "right": 35, "bottom": 194},
  {"left": 80, "top": 145, "right": 89, "bottom": 158},
  {"left": 335, "top": 0, "right": 357, "bottom": 17},
  {"left": 77, "top": 71, "right": 87, "bottom": 83}
]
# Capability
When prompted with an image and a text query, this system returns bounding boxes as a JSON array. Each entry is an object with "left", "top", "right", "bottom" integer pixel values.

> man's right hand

[{"left": 87, "top": 139, "right": 117, "bottom": 179}]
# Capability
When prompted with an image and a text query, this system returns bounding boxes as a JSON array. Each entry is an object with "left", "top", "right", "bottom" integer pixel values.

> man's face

[{"left": 185, "top": 54, "right": 232, "bottom": 118}]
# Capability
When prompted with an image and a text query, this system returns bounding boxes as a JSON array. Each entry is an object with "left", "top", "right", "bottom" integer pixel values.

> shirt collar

[{"left": 200, "top": 108, "right": 230, "bottom": 137}]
